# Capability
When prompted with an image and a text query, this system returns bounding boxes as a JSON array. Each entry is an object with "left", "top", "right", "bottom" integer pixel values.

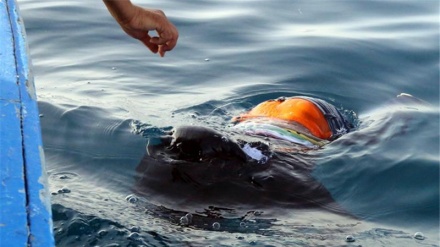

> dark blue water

[{"left": 20, "top": 0, "right": 439, "bottom": 246}]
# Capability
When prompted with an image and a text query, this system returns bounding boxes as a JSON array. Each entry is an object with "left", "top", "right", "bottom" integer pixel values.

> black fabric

[{"left": 137, "top": 125, "right": 348, "bottom": 214}]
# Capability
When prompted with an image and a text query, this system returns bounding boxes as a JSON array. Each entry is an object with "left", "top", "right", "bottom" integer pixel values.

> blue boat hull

[{"left": 0, "top": 0, "right": 54, "bottom": 246}]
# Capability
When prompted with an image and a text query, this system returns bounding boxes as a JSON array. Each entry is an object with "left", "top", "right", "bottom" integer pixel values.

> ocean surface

[{"left": 20, "top": 0, "right": 439, "bottom": 246}]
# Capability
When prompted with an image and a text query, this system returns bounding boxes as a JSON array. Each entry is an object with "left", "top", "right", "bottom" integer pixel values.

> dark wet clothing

[{"left": 135, "top": 125, "right": 346, "bottom": 213}]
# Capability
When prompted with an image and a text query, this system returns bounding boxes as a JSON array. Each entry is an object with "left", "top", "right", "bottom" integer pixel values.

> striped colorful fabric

[{"left": 232, "top": 120, "right": 328, "bottom": 148}]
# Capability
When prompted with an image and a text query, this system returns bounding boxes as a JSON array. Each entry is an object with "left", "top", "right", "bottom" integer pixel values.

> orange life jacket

[{"left": 235, "top": 98, "right": 333, "bottom": 139}]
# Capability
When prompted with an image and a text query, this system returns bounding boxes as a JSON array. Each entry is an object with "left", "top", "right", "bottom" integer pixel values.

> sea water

[{"left": 20, "top": 0, "right": 439, "bottom": 246}]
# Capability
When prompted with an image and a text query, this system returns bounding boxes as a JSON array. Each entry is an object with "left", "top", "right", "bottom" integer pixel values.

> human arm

[{"left": 103, "top": 0, "right": 178, "bottom": 57}]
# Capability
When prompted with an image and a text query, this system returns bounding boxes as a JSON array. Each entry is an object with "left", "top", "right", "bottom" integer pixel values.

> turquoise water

[{"left": 20, "top": 0, "right": 439, "bottom": 246}]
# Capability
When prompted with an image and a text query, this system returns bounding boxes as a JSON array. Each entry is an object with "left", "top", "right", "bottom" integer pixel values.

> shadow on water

[{"left": 39, "top": 92, "right": 439, "bottom": 246}]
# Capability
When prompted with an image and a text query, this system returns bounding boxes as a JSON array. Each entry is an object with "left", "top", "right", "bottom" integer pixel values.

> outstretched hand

[{"left": 104, "top": 0, "right": 178, "bottom": 57}]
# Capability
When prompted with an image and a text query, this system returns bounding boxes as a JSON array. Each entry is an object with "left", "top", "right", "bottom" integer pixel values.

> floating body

[
  {"left": 135, "top": 96, "right": 355, "bottom": 214},
  {"left": 134, "top": 94, "right": 423, "bottom": 214}
]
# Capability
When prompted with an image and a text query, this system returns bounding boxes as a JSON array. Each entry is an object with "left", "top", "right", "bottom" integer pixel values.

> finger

[
  {"left": 158, "top": 45, "right": 166, "bottom": 57},
  {"left": 150, "top": 26, "right": 178, "bottom": 48},
  {"left": 139, "top": 34, "right": 159, "bottom": 54},
  {"left": 151, "top": 38, "right": 168, "bottom": 57},
  {"left": 151, "top": 37, "right": 177, "bottom": 57},
  {"left": 149, "top": 35, "right": 168, "bottom": 45},
  {"left": 165, "top": 37, "right": 178, "bottom": 51}
]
